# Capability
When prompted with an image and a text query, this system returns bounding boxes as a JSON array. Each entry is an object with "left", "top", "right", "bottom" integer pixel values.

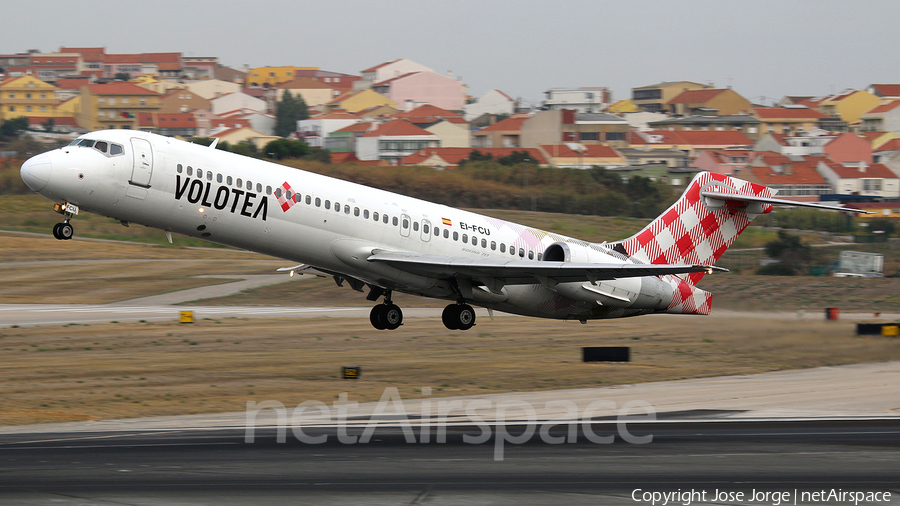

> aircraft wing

[{"left": 367, "top": 251, "right": 724, "bottom": 290}]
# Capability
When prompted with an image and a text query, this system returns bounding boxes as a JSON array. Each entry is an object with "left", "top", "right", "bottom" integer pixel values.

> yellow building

[
  {"left": 0, "top": 75, "right": 59, "bottom": 120},
  {"left": 606, "top": 99, "right": 638, "bottom": 113},
  {"left": 327, "top": 89, "right": 397, "bottom": 114},
  {"left": 77, "top": 83, "right": 162, "bottom": 131},
  {"left": 631, "top": 81, "right": 713, "bottom": 113},
  {"left": 247, "top": 66, "right": 318, "bottom": 88},
  {"left": 819, "top": 89, "right": 881, "bottom": 125}
]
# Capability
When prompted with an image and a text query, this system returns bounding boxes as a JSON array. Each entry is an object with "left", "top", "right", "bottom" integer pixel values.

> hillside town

[{"left": 2, "top": 47, "right": 899, "bottom": 216}]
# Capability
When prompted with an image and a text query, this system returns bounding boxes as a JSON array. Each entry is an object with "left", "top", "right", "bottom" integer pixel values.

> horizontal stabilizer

[{"left": 701, "top": 190, "right": 875, "bottom": 214}]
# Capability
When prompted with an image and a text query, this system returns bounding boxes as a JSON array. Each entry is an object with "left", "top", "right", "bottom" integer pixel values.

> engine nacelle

[{"left": 542, "top": 241, "right": 611, "bottom": 264}]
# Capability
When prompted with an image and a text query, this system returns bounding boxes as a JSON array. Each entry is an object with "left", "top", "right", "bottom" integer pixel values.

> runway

[{"left": 1, "top": 420, "right": 898, "bottom": 505}]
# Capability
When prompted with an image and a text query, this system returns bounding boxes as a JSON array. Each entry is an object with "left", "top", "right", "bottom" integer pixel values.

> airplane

[{"left": 19, "top": 129, "right": 866, "bottom": 331}]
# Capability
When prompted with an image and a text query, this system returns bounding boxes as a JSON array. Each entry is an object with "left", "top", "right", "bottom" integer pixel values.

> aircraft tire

[
  {"left": 59, "top": 223, "right": 74, "bottom": 240},
  {"left": 52, "top": 223, "right": 63, "bottom": 240},
  {"left": 382, "top": 304, "right": 403, "bottom": 330},
  {"left": 456, "top": 304, "right": 476, "bottom": 330},
  {"left": 442, "top": 305, "right": 460, "bottom": 330},
  {"left": 370, "top": 305, "right": 387, "bottom": 330}
]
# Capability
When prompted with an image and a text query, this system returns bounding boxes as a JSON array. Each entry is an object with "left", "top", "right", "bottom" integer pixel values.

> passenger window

[
  {"left": 383, "top": 215, "right": 389, "bottom": 224},
  {"left": 110, "top": 144, "right": 124, "bottom": 156},
  {"left": 472, "top": 236, "right": 478, "bottom": 246},
  {"left": 227, "top": 176, "right": 233, "bottom": 185},
  {"left": 275, "top": 188, "right": 283, "bottom": 198},
  {"left": 482, "top": 239, "right": 487, "bottom": 248},
  {"left": 177, "top": 164, "right": 183, "bottom": 174},
  {"left": 236, "top": 178, "right": 242, "bottom": 187},
  {"left": 462, "top": 234, "right": 468, "bottom": 243},
  {"left": 207, "top": 172, "right": 213, "bottom": 182},
  {"left": 306, "top": 195, "right": 311, "bottom": 205},
  {"left": 443, "top": 229, "right": 449, "bottom": 239},
  {"left": 344, "top": 206, "right": 350, "bottom": 215},
  {"left": 373, "top": 212, "right": 379, "bottom": 221},
  {"left": 510, "top": 246, "right": 516, "bottom": 256},
  {"left": 491, "top": 241, "right": 496, "bottom": 250},
  {"left": 286, "top": 191, "right": 292, "bottom": 201},
  {"left": 217, "top": 174, "right": 223, "bottom": 183},
  {"left": 336, "top": 204, "right": 342, "bottom": 213},
  {"left": 315, "top": 197, "right": 321, "bottom": 207},
  {"left": 392, "top": 217, "right": 398, "bottom": 226},
  {"left": 538, "top": 253, "right": 543, "bottom": 261},
  {"left": 256, "top": 183, "right": 262, "bottom": 193},
  {"left": 423, "top": 224, "right": 429, "bottom": 234},
  {"left": 453, "top": 231, "right": 459, "bottom": 241},
  {"left": 197, "top": 169, "right": 203, "bottom": 178},
  {"left": 266, "top": 185, "right": 272, "bottom": 195},
  {"left": 325, "top": 200, "right": 331, "bottom": 210},
  {"left": 519, "top": 248, "right": 525, "bottom": 258},
  {"left": 500, "top": 244, "right": 506, "bottom": 253},
  {"left": 247, "top": 180, "right": 252, "bottom": 191},
  {"left": 188, "top": 166, "right": 194, "bottom": 176},
  {"left": 528, "top": 251, "right": 534, "bottom": 260},
  {"left": 94, "top": 141, "right": 108, "bottom": 153},
  {"left": 412, "top": 221, "right": 418, "bottom": 231},
  {"left": 354, "top": 207, "right": 360, "bottom": 217},
  {"left": 363, "top": 210, "right": 369, "bottom": 219}
]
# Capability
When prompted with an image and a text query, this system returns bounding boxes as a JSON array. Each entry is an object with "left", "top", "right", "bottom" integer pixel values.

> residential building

[
  {"left": 617, "top": 147, "right": 691, "bottom": 169},
  {"left": 326, "top": 89, "right": 396, "bottom": 114},
  {"left": 159, "top": 89, "right": 210, "bottom": 114},
  {"left": 866, "top": 84, "right": 900, "bottom": 102},
  {"left": 606, "top": 165, "right": 700, "bottom": 187},
  {"left": 472, "top": 115, "right": 528, "bottom": 148},
  {"left": 538, "top": 144, "right": 625, "bottom": 169},
  {"left": 246, "top": 66, "right": 319, "bottom": 88},
  {"left": 818, "top": 89, "right": 881, "bottom": 125},
  {"left": 297, "top": 111, "right": 360, "bottom": 148},
  {"left": 606, "top": 99, "right": 639, "bottom": 113},
  {"left": 77, "top": 82, "right": 161, "bottom": 131},
  {"left": 186, "top": 79, "right": 242, "bottom": 100},
  {"left": 391, "top": 104, "right": 469, "bottom": 148},
  {"left": 271, "top": 77, "right": 335, "bottom": 107},
  {"left": 0, "top": 75, "right": 59, "bottom": 120},
  {"left": 400, "top": 147, "right": 547, "bottom": 169},
  {"left": 873, "top": 139, "right": 900, "bottom": 177},
  {"left": 326, "top": 121, "right": 373, "bottom": 153},
  {"left": 858, "top": 131, "right": 900, "bottom": 151},
  {"left": 289, "top": 69, "right": 360, "bottom": 96},
  {"left": 181, "top": 57, "right": 218, "bottom": 79},
  {"left": 101, "top": 52, "right": 182, "bottom": 79},
  {"left": 822, "top": 132, "right": 872, "bottom": 165},
  {"left": 214, "top": 66, "right": 247, "bottom": 85},
  {"left": 817, "top": 161, "right": 900, "bottom": 197},
  {"left": 356, "top": 119, "right": 439, "bottom": 164},
  {"left": 692, "top": 149, "right": 753, "bottom": 175},
  {"left": 542, "top": 87, "right": 611, "bottom": 113},
  {"left": 137, "top": 78, "right": 186, "bottom": 96},
  {"left": 647, "top": 114, "right": 762, "bottom": 140},
  {"left": 372, "top": 71, "right": 465, "bottom": 112},
  {"left": 357, "top": 59, "right": 433, "bottom": 91},
  {"left": 520, "top": 110, "right": 630, "bottom": 148},
  {"left": 740, "top": 153, "right": 832, "bottom": 200},
  {"left": 631, "top": 81, "right": 712, "bottom": 113},
  {"left": 137, "top": 112, "right": 198, "bottom": 137},
  {"left": 220, "top": 111, "right": 275, "bottom": 136},
  {"left": 779, "top": 129, "right": 835, "bottom": 157},
  {"left": 752, "top": 107, "right": 833, "bottom": 135},
  {"left": 860, "top": 101, "right": 900, "bottom": 133},
  {"left": 464, "top": 89, "right": 516, "bottom": 121},
  {"left": 844, "top": 202, "right": 900, "bottom": 218},
  {"left": 210, "top": 92, "right": 266, "bottom": 115},
  {"left": 666, "top": 88, "right": 752, "bottom": 116},
  {"left": 25, "top": 52, "right": 81, "bottom": 82},
  {"left": 627, "top": 129, "right": 753, "bottom": 156}
]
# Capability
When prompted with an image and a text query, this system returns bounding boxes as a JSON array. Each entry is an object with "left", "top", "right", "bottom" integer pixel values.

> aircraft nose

[{"left": 20, "top": 153, "right": 53, "bottom": 192}]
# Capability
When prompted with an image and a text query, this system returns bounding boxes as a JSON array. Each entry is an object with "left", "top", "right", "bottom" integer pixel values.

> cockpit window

[
  {"left": 94, "top": 141, "right": 108, "bottom": 153},
  {"left": 110, "top": 144, "right": 123, "bottom": 156},
  {"left": 78, "top": 139, "right": 95, "bottom": 148},
  {"left": 70, "top": 138, "right": 124, "bottom": 157}
]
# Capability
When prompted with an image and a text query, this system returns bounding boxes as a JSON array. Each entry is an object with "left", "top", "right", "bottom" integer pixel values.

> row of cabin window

[{"left": 176, "top": 163, "right": 540, "bottom": 260}]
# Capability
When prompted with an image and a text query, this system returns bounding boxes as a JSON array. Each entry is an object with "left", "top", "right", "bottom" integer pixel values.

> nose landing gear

[{"left": 51, "top": 202, "right": 78, "bottom": 240}]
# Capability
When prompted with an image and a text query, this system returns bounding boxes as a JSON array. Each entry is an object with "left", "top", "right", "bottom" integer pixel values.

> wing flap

[{"left": 367, "top": 251, "right": 725, "bottom": 287}]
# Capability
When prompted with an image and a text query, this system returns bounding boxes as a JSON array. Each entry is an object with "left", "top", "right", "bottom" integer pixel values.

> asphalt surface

[{"left": 1, "top": 421, "right": 898, "bottom": 505}]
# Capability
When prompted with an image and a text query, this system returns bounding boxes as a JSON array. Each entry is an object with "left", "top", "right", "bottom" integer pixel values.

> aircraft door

[
  {"left": 421, "top": 219, "right": 432, "bottom": 242},
  {"left": 129, "top": 138, "right": 154, "bottom": 188}
]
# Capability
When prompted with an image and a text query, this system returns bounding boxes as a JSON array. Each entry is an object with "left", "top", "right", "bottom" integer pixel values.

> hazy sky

[{"left": 3, "top": 0, "right": 899, "bottom": 107}]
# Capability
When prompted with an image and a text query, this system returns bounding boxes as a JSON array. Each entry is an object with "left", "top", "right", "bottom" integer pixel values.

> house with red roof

[
  {"left": 272, "top": 77, "right": 336, "bottom": 108},
  {"left": 356, "top": 119, "right": 439, "bottom": 164},
  {"left": 740, "top": 152, "right": 832, "bottom": 201},
  {"left": 537, "top": 144, "right": 625, "bottom": 169},
  {"left": 666, "top": 88, "right": 752, "bottom": 116},
  {"left": 210, "top": 92, "right": 266, "bottom": 116},
  {"left": 873, "top": 139, "right": 900, "bottom": 179},
  {"left": 137, "top": 112, "right": 197, "bottom": 137},
  {"left": 692, "top": 149, "right": 753, "bottom": 175},
  {"left": 822, "top": 132, "right": 872, "bottom": 165},
  {"left": 866, "top": 84, "right": 900, "bottom": 101},
  {"left": 400, "top": 147, "right": 547, "bottom": 169},
  {"left": 78, "top": 82, "right": 161, "bottom": 131},
  {"left": 297, "top": 111, "right": 361, "bottom": 148},
  {"left": 817, "top": 160, "right": 899, "bottom": 197},
  {"left": 860, "top": 101, "right": 900, "bottom": 134},
  {"left": 326, "top": 121, "right": 374, "bottom": 153},
  {"left": 389, "top": 104, "right": 470, "bottom": 147},
  {"left": 627, "top": 129, "right": 753, "bottom": 156},
  {"left": 358, "top": 59, "right": 433, "bottom": 90},
  {"left": 818, "top": 89, "right": 881, "bottom": 126},
  {"left": 472, "top": 115, "right": 529, "bottom": 149}
]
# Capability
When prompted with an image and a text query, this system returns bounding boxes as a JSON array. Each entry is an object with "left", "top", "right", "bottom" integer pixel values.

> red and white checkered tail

[{"left": 617, "top": 172, "right": 775, "bottom": 288}]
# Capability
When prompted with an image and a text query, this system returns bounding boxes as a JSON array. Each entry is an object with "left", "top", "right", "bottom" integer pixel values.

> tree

[
  {"left": 114, "top": 72, "right": 131, "bottom": 81},
  {"left": 264, "top": 138, "right": 310, "bottom": 159},
  {"left": 41, "top": 118, "right": 55, "bottom": 132},
  {"left": 761, "top": 230, "right": 811, "bottom": 275},
  {"left": 274, "top": 90, "right": 309, "bottom": 138},
  {"left": 0, "top": 116, "right": 29, "bottom": 140}
]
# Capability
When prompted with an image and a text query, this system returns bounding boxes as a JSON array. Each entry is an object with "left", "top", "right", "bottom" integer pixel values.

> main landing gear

[{"left": 367, "top": 290, "right": 477, "bottom": 331}]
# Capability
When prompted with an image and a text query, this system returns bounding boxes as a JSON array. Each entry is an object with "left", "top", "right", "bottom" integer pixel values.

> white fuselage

[{"left": 21, "top": 130, "right": 674, "bottom": 321}]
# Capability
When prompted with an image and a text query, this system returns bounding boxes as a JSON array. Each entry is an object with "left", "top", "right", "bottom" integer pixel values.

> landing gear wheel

[
  {"left": 370, "top": 304, "right": 403, "bottom": 330},
  {"left": 53, "top": 222, "right": 73, "bottom": 240},
  {"left": 442, "top": 304, "right": 476, "bottom": 331}
]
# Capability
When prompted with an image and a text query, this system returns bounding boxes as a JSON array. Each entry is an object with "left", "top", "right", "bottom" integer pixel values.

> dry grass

[{"left": 1, "top": 314, "right": 898, "bottom": 425}]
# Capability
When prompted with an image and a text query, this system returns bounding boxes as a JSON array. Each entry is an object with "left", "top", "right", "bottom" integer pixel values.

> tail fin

[{"left": 617, "top": 172, "right": 775, "bottom": 286}]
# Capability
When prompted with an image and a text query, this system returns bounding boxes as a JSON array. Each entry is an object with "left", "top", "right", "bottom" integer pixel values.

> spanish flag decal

[{"left": 442, "top": 217, "right": 452, "bottom": 226}]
